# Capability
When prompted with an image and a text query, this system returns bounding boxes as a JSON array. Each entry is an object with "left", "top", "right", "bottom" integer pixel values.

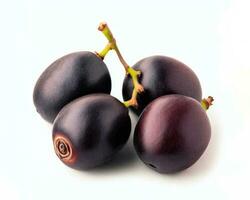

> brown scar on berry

[{"left": 53, "top": 133, "right": 77, "bottom": 165}]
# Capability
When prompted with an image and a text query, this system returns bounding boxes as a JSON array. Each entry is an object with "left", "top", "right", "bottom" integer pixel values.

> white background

[{"left": 0, "top": 0, "right": 250, "bottom": 199}]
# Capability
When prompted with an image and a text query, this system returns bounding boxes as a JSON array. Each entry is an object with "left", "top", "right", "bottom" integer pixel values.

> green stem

[
  {"left": 96, "top": 43, "right": 113, "bottom": 59},
  {"left": 201, "top": 96, "right": 214, "bottom": 110},
  {"left": 98, "top": 22, "right": 144, "bottom": 107}
]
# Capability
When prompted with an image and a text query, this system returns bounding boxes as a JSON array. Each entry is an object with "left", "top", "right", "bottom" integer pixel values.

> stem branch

[
  {"left": 98, "top": 22, "right": 144, "bottom": 107},
  {"left": 201, "top": 96, "right": 214, "bottom": 110},
  {"left": 95, "top": 43, "right": 113, "bottom": 59}
]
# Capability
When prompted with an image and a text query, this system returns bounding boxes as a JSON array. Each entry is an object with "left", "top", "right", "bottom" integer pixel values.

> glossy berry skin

[
  {"left": 33, "top": 51, "right": 111, "bottom": 123},
  {"left": 52, "top": 94, "right": 131, "bottom": 170},
  {"left": 134, "top": 95, "right": 211, "bottom": 174},
  {"left": 123, "top": 56, "right": 202, "bottom": 115}
]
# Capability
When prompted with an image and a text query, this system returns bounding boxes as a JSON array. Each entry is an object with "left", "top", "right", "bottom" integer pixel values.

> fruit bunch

[{"left": 33, "top": 22, "right": 214, "bottom": 174}]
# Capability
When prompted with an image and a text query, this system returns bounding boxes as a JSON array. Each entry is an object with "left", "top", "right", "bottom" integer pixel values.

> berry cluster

[{"left": 33, "top": 22, "right": 214, "bottom": 174}]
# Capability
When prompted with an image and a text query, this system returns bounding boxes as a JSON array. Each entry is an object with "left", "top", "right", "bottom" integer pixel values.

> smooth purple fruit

[
  {"left": 33, "top": 51, "right": 111, "bottom": 123},
  {"left": 134, "top": 95, "right": 211, "bottom": 173},
  {"left": 52, "top": 94, "right": 131, "bottom": 170},
  {"left": 123, "top": 56, "right": 202, "bottom": 115}
]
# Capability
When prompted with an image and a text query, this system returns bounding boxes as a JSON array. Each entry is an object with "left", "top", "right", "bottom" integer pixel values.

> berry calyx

[{"left": 53, "top": 134, "right": 77, "bottom": 165}]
